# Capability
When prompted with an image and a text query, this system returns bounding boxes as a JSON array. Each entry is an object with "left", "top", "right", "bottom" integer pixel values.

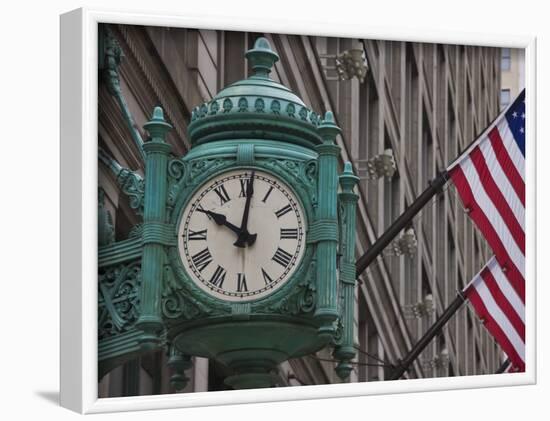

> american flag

[
  {"left": 462, "top": 257, "right": 525, "bottom": 371},
  {"left": 448, "top": 89, "right": 525, "bottom": 371}
]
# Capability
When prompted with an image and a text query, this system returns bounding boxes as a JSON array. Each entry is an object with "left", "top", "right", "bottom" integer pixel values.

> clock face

[{"left": 177, "top": 169, "right": 307, "bottom": 302}]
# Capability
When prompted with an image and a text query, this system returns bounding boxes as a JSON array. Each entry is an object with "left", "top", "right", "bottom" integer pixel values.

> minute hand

[{"left": 234, "top": 172, "right": 257, "bottom": 247}]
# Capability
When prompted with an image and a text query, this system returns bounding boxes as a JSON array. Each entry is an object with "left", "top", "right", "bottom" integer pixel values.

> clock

[{"left": 177, "top": 169, "right": 307, "bottom": 302}]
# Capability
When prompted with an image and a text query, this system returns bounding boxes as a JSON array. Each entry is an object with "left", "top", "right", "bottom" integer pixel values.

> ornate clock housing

[
  {"left": 177, "top": 169, "right": 306, "bottom": 302},
  {"left": 98, "top": 34, "right": 359, "bottom": 390}
]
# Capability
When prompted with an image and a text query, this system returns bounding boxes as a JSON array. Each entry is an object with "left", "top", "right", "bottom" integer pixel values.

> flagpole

[
  {"left": 355, "top": 171, "right": 449, "bottom": 278},
  {"left": 389, "top": 292, "right": 466, "bottom": 380},
  {"left": 495, "top": 358, "right": 511, "bottom": 374}
]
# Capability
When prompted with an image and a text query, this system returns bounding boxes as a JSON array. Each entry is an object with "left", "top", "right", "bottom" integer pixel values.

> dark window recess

[{"left": 208, "top": 359, "right": 233, "bottom": 391}]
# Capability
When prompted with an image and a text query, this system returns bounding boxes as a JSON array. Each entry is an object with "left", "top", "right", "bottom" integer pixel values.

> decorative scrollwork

[
  {"left": 286, "top": 103, "right": 296, "bottom": 117},
  {"left": 267, "top": 260, "right": 317, "bottom": 316},
  {"left": 209, "top": 100, "right": 219, "bottom": 115},
  {"left": 254, "top": 98, "right": 265, "bottom": 113},
  {"left": 167, "top": 158, "right": 187, "bottom": 214},
  {"left": 238, "top": 97, "right": 248, "bottom": 112},
  {"left": 299, "top": 106, "right": 309, "bottom": 121},
  {"left": 191, "top": 107, "right": 199, "bottom": 122},
  {"left": 98, "top": 188, "right": 115, "bottom": 246},
  {"left": 168, "top": 158, "right": 186, "bottom": 181},
  {"left": 128, "top": 223, "right": 143, "bottom": 239},
  {"left": 187, "top": 159, "right": 227, "bottom": 186},
  {"left": 161, "top": 264, "right": 211, "bottom": 320},
  {"left": 102, "top": 25, "right": 123, "bottom": 97},
  {"left": 116, "top": 168, "right": 145, "bottom": 215},
  {"left": 270, "top": 99, "right": 281, "bottom": 114},
  {"left": 332, "top": 317, "right": 344, "bottom": 346},
  {"left": 264, "top": 158, "right": 300, "bottom": 180},
  {"left": 98, "top": 261, "right": 141, "bottom": 339},
  {"left": 304, "top": 159, "right": 317, "bottom": 186},
  {"left": 222, "top": 98, "right": 233, "bottom": 113},
  {"left": 263, "top": 158, "right": 318, "bottom": 209},
  {"left": 309, "top": 111, "right": 319, "bottom": 126}
]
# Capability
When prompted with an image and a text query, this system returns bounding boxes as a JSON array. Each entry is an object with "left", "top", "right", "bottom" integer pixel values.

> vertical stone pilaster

[
  {"left": 314, "top": 111, "right": 341, "bottom": 340},
  {"left": 136, "top": 107, "right": 172, "bottom": 351}
]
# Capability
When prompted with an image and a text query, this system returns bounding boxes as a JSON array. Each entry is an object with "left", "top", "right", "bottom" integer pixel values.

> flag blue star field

[{"left": 449, "top": 89, "right": 526, "bottom": 371}]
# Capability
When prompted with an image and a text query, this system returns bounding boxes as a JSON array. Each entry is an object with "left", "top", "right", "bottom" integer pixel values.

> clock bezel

[{"left": 169, "top": 162, "right": 315, "bottom": 306}]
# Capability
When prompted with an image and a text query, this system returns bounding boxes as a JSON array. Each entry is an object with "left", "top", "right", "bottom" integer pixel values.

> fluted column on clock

[
  {"left": 136, "top": 106, "right": 173, "bottom": 350},
  {"left": 333, "top": 162, "right": 359, "bottom": 380},
  {"left": 313, "top": 111, "right": 341, "bottom": 340}
]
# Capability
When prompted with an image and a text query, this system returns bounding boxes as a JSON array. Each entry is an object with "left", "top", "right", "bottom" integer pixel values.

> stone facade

[{"left": 98, "top": 24, "right": 503, "bottom": 396}]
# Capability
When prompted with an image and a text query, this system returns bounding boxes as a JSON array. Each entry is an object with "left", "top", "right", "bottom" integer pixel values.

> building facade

[
  {"left": 500, "top": 47, "right": 525, "bottom": 110},
  {"left": 98, "top": 24, "right": 503, "bottom": 397}
]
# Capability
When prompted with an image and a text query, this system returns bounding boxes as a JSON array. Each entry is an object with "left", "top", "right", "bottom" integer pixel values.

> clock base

[
  {"left": 171, "top": 317, "right": 329, "bottom": 389},
  {"left": 225, "top": 372, "right": 279, "bottom": 389}
]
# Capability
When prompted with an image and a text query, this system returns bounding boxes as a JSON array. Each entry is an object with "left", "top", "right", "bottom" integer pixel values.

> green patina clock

[
  {"left": 178, "top": 169, "right": 307, "bottom": 301},
  {"left": 98, "top": 36, "right": 360, "bottom": 389}
]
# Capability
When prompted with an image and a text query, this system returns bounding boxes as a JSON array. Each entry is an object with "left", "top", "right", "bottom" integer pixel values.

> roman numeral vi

[{"left": 237, "top": 273, "right": 248, "bottom": 292}]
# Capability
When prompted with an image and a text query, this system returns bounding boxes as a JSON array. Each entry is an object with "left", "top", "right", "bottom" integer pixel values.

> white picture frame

[{"left": 60, "top": 7, "right": 537, "bottom": 414}]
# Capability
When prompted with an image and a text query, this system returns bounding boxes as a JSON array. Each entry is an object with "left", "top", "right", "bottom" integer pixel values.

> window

[
  {"left": 436, "top": 194, "right": 446, "bottom": 291},
  {"left": 501, "top": 48, "right": 511, "bottom": 71},
  {"left": 405, "top": 45, "right": 419, "bottom": 186},
  {"left": 422, "top": 110, "right": 433, "bottom": 245},
  {"left": 447, "top": 226, "right": 456, "bottom": 305},
  {"left": 438, "top": 335, "right": 449, "bottom": 377},
  {"left": 447, "top": 91, "right": 456, "bottom": 163},
  {"left": 358, "top": 294, "right": 387, "bottom": 382},
  {"left": 500, "top": 89, "right": 511, "bottom": 110}
]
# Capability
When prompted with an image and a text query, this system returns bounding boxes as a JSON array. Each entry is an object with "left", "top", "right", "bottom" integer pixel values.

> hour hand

[{"left": 196, "top": 208, "right": 241, "bottom": 236}]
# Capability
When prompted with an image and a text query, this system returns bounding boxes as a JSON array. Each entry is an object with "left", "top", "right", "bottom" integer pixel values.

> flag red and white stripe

[
  {"left": 449, "top": 90, "right": 526, "bottom": 370},
  {"left": 463, "top": 257, "right": 525, "bottom": 371}
]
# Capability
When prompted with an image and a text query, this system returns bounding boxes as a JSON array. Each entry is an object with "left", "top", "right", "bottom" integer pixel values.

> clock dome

[{"left": 188, "top": 37, "right": 323, "bottom": 148}]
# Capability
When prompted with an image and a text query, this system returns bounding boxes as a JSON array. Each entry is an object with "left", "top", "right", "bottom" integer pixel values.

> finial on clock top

[{"left": 245, "top": 37, "right": 280, "bottom": 77}]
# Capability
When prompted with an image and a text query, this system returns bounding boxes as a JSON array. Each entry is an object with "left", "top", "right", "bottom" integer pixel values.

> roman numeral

[
  {"left": 239, "top": 177, "right": 254, "bottom": 198},
  {"left": 209, "top": 265, "right": 226, "bottom": 288},
  {"left": 275, "top": 204, "right": 292, "bottom": 218},
  {"left": 262, "top": 186, "right": 274, "bottom": 203},
  {"left": 280, "top": 228, "right": 298, "bottom": 239},
  {"left": 237, "top": 273, "right": 248, "bottom": 292},
  {"left": 261, "top": 268, "right": 275, "bottom": 285},
  {"left": 188, "top": 229, "right": 207, "bottom": 240},
  {"left": 272, "top": 247, "right": 293, "bottom": 267},
  {"left": 191, "top": 248, "right": 212, "bottom": 272},
  {"left": 213, "top": 184, "right": 230, "bottom": 205}
]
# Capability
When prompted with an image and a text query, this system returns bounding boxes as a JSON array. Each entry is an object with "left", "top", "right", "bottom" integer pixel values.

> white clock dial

[{"left": 177, "top": 169, "right": 306, "bottom": 302}]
